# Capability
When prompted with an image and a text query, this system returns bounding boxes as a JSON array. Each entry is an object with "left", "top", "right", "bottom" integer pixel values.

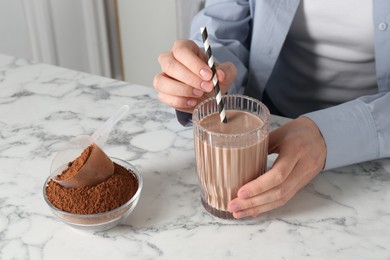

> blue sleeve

[
  {"left": 305, "top": 0, "right": 390, "bottom": 170},
  {"left": 304, "top": 91, "right": 390, "bottom": 170},
  {"left": 190, "top": 0, "right": 251, "bottom": 95}
]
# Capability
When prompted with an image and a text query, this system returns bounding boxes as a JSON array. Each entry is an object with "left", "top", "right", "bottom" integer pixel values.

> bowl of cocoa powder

[{"left": 43, "top": 157, "right": 142, "bottom": 232}]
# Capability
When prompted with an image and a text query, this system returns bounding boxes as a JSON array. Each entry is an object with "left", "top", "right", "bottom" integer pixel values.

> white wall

[
  {"left": 176, "top": 0, "right": 205, "bottom": 39},
  {"left": 0, "top": 0, "right": 33, "bottom": 60},
  {"left": 117, "top": 0, "right": 178, "bottom": 87},
  {"left": 0, "top": 0, "right": 204, "bottom": 85},
  {"left": 0, "top": 0, "right": 111, "bottom": 77},
  {"left": 49, "top": 0, "right": 90, "bottom": 73}
]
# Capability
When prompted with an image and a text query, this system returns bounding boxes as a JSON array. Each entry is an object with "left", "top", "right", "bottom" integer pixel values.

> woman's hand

[
  {"left": 153, "top": 40, "right": 237, "bottom": 113},
  {"left": 228, "top": 116, "right": 327, "bottom": 218}
]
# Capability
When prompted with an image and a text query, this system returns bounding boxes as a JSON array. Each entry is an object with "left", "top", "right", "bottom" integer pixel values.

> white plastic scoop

[{"left": 50, "top": 105, "right": 129, "bottom": 188}]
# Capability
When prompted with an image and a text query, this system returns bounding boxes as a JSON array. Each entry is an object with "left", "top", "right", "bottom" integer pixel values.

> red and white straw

[{"left": 200, "top": 26, "right": 227, "bottom": 123}]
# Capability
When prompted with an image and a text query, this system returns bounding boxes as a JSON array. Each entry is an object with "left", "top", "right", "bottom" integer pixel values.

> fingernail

[
  {"left": 200, "top": 81, "right": 213, "bottom": 92},
  {"left": 187, "top": 99, "right": 197, "bottom": 106},
  {"left": 200, "top": 69, "right": 212, "bottom": 80},
  {"left": 193, "top": 88, "right": 203, "bottom": 97},
  {"left": 229, "top": 203, "right": 241, "bottom": 212},
  {"left": 217, "top": 69, "right": 225, "bottom": 81},
  {"left": 238, "top": 190, "right": 251, "bottom": 199},
  {"left": 235, "top": 211, "right": 248, "bottom": 219}
]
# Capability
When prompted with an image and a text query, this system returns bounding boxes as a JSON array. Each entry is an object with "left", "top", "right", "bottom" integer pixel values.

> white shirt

[{"left": 266, "top": 0, "right": 378, "bottom": 117}]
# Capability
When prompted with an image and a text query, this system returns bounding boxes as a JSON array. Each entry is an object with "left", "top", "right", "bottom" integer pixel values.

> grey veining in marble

[{"left": 0, "top": 53, "right": 389, "bottom": 260}]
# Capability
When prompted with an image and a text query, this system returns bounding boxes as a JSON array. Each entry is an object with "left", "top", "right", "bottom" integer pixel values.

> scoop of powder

[
  {"left": 45, "top": 162, "right": 138, "bottom": 214},
  {"left": 56, "top": 145, "right": 93, "bottom": 181}
]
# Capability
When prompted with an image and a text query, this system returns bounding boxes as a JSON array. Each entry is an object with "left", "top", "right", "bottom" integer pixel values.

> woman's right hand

[{"left": 153, "top": 40, "right": 237, "bottom": 113}]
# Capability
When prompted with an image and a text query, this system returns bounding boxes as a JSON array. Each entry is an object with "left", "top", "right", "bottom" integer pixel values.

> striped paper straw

[{"left": 200, "top": 26, "right": 227, "bottom": 123}]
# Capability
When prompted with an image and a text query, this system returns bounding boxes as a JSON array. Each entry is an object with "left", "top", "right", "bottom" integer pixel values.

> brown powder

[
  {"left": 45, "top": 162, "right": 138, "bottom": 214},
  {"left": 56, "top": 145, "right": 93, "bottom": 181}
]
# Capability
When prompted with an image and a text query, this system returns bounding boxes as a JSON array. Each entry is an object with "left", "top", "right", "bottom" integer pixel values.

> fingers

[
  {"left": 227, "top": 117, "right": 327, "bottom": 219},
  {"left": 158, "top": 51, "right": 213, "bottom": 92},
  {"left": 154, "top": 40, "right": 213, "bottom": 112},
  {"left": 216, "top": 62, "right": 237, "bottom": 83},
  {"left": 154, "top": 39, "right": 238, "bottom": 112},
  {"left": 171, "top": 40, "right": 213, "bottom": 81},
  {"left": 231, "top": 164, "right": 318, "bottom": 219},
  {"left": 231, "top": 186, "right": 297, "bottom": 219},
  {"left": 154, "top": 73, "right": 202, "bottom": 111},
  {"left": 236, "top": 145, "right": 300, "bottom": 199},
  {"left": 227, "top": 152, "right": 300, "bottom": 218},
  {"left": 228, "top": 158, "right": 311, "bottom": 218},
  {"left": 157, "top": 92, "right": 198, "bottom": 112},
  {"left": 154, "top": 73, "right": 204, "bottom": 98},
  {"left": 215, "top": 62, "right": 237, "bottom": 94}
]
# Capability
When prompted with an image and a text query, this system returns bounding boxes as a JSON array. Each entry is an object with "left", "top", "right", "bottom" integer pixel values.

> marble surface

[{"left": 0, "top": 53, "right": 389, "bottom": 260}]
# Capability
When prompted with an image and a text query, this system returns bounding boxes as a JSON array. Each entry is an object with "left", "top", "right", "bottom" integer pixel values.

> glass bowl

[{"left": 43, "top": 157, "right": 142, "bottom": 232}]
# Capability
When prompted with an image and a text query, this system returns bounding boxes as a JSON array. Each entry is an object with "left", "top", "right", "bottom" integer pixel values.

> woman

[{"left": 153, "top": 0, "right": 390, "bottom": 219}]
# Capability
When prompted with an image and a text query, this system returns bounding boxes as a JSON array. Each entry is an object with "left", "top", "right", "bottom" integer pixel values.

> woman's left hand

[{"left": 228, "top": 116, "right": 327, "bottom": 218}]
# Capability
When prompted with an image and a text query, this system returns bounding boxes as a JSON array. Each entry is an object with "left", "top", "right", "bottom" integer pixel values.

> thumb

[{"left": 216, "top": 62, "right": 237, "bottom": 94}]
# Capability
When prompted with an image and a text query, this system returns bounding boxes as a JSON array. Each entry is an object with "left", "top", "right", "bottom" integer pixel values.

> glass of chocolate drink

[{"left": 192, "top": 94, "right": 269, "bottom": 219}]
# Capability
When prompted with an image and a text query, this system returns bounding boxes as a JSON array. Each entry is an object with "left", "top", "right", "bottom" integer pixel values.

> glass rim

[{"left": 192, "top": 94, "right": 270, "bottom": 137}]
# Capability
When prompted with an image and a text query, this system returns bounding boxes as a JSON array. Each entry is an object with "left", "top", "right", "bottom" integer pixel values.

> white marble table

[{"left": 0, "top": 53, "right": 389, "bottom": 260}]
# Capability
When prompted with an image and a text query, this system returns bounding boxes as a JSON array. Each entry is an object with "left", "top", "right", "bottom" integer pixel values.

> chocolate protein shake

[{"left": 193, "top": 95, "right": 269, "bottom": 219}]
